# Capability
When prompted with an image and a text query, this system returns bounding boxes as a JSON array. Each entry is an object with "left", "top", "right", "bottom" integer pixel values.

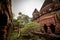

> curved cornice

[{"left": 40, "top": 3, "right": 60, "bottom": 13}]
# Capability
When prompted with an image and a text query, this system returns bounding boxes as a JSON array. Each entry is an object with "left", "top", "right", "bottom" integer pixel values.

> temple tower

[{"left": 32, "top": 0, "right": 60, "bottom": 34}]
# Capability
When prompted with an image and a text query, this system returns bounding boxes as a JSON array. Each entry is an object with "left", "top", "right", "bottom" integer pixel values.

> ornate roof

[
  {"left": 32, "top": 8, "right": 40, "bottom": 20},
  {"left": 40, "top": 0, "right": 53, "bottom": 10},
  {"left": 40, "top": 0, "right": 60, "bottom": 13},
  {"left": 33, "top": 8, "right": 39, "bottom": 14},
  {"left": 32, "top": 0, "right": 60, "bottom": 20}
]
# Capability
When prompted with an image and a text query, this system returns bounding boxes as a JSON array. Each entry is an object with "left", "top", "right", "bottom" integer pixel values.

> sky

[{"left": 12, "top": 0, "right": 44, "bottom": 19}]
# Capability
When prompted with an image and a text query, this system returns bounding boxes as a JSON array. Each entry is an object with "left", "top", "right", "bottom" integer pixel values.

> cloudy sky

[{"left": 12, "top": 0, "right": 44, "bottom": 19}]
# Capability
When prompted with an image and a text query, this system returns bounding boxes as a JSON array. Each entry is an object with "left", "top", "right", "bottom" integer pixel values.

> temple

[{"left": 32, "top": 0, "right": 60, "bottom": 34}]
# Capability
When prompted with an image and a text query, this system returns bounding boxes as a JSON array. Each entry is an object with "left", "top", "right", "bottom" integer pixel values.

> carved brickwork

[
  {"left": 32, "top": 0, "right": 60, "bottom": 34},
  {"left": 0, "top": 0, "right": 13, "bottom": 40}
]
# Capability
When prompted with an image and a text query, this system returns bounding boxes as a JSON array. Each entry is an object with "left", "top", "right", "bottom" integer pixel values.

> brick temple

[{"left": 32, "top": 0, "right": 60, "bottom": 34}]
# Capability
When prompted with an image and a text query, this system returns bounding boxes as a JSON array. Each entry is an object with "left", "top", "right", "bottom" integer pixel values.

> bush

[
  {"left": 10, "top": 31, "right": 18, "bottom": 40},
  {"left": 20, "top": 22, "right": 42, "bottom": 40}
]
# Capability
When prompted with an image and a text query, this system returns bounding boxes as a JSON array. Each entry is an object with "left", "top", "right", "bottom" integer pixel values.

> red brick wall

[{"left": 39, "top": 13, "right": 56, "bottom": 26}]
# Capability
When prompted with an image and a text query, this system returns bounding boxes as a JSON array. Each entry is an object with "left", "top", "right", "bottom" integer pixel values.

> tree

[
  {"left": 17, "top": 12, "right": 32, "bottom": 25},
  {"left": 10, "top": 18, "right": 23, "bottom": 40},
  {"left": 20, "top": 22, "right": 42, "bottom": 40}
]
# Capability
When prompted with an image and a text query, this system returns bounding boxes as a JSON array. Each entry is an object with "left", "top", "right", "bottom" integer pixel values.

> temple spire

[{"left": 33, "top": 8, "right": 39, "bottom": 13}]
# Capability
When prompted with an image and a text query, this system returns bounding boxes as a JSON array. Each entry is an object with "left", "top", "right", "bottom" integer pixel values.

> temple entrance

[
  {"left": 50, "top": 24, "right": 55, "bottom": 33},
  {"left": 43, "top": 24, "right": 48, "bottom": 33}
]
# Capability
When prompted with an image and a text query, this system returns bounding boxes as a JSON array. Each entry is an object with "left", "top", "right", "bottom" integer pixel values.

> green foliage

[
  {"left": 41, "top": 37, "right": 46, "bottom": 40},
  {"left": 18, "top": 12, "right": 22, "bottom": 15},
  {"left": 10, "top": 31, "right": 18, "bottom": 40},
  {"left": 17, "top": 12, "right": 32, "bottom": 25},
  {"left": 13, "top": 19, "right": 22, "bottom": 23},
  {"left": 17, "top": 19, "right": 23, "bottom": 24},
  {"left": 12, "top": 13, "right": 46, "bottom": 40},
  {"left": 20, "top": 22, "right": 42, "bottom": 40},
  {"left": 21, "top": 21, "right": 41, "bottom": 33}
]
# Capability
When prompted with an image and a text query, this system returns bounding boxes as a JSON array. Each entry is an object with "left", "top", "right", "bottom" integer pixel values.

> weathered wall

[{"left": 0, "top": 0, "right": 13, "bottom": 40}]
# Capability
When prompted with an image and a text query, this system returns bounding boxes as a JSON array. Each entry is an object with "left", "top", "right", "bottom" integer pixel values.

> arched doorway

[
  {"left": 43, "top": 24, "right": 48, "bottom": 33},
  {"left": 50, "top": 24, "right": 55, "bottom": 33}
]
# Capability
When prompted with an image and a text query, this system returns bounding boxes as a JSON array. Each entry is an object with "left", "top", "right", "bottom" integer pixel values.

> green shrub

[
  {"left": 10, "top": 31, "right": 18, "bottom": 40},
  {"left": 20, "top": 22, "right": 42, "bottom": 40}
]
